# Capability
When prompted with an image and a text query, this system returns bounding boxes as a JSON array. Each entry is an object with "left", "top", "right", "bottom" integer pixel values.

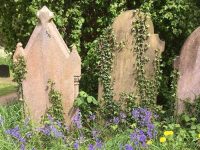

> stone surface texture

[
  {"left": 98, "top": 10, "right": 165, "bottom": 101},
  {"left": 13, "top": 6, "right": 81, "bottom": 125},
  {"left": 176, "top": 27, "right": 200, "bottom": 114}
]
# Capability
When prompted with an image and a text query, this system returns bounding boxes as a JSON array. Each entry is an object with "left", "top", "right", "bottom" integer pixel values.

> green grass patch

[{"left": 0, "top": 84, "right": 17, "bottom": 96}]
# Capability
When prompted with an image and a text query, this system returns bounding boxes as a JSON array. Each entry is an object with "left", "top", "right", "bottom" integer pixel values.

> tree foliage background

[{"left": 0, "top": 0, "right": 200, "bottom": 110}]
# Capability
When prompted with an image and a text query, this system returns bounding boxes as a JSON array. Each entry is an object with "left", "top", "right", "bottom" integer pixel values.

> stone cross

[
  {"left": 175, "top": 26, "right": 200, "bottom": 115},
  {"left": 98, "top": 10, "right": 165, "bottom": 102},
  {"left": 13, "top": 6, "right": 81, "bottom": 125}
]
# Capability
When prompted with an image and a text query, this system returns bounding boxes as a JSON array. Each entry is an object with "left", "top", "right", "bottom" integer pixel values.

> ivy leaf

[
  {"left": 87, "top": 96, "right": 93, "bottom": 103},
  {"left": 79, "top": 91, "right": 87, "bottom": 98},
  {"left": 76, "top": 98, "right": 83, "bottom": 106}
]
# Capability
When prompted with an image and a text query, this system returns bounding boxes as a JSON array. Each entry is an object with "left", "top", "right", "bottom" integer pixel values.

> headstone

[
  {"left": 13, "top": 6, "right": 81, "bottom": 125},
  {"left": 98, "top": 10, "right": 165, "bottom": 102},
  {"left": 0, "top": 65, "right": 10, "bottom": 77},
  {"left": 175, "top": 27, "right": 200, "bottom": 114}
]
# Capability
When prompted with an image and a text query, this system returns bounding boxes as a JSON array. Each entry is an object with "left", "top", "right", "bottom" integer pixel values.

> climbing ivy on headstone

[
  {"left": 97, "top": 27, "right": 120, "bottom": 119},
  {"left": 132, "top": 10, "right": 162, "bottom": 108},
  {"left": 12, "top": 56, "right": 27, "bottom": 100}
]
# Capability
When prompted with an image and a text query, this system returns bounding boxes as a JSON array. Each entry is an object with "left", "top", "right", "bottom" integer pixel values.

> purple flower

[
  {"left": 89, "top": 114, "right": 96, "bottom": 121},
  {"left": 72, "top": 110, "right": 82, "bottom": 129},
  {"left": 25, "top": 132, "right": 32, "bottom": 138},
  {"left": 95, "top": 138, "right": 103, "bottom": 149},
  {"left": 50, "top": 125, "right": 64, "bottom": 138},
  {"left": 6, "top": 126, "right": 25, "bottom": 143},
  {"left": 125, "top": 144, "right": 134, "bottom": 150},
  {"left": 0, "top": 115, "right": 4, "bottom": 125},
  {"left": 47, "top": 114, "right": 54, "bottom": 123},
  {"left": 130, "top": 129, "right": 147, "bottom": 147},
  {"left": 74, "top": 140, "right": 79, "bottom": 150},
  {"left": 88, "top": 144, "right": 95, "bottom": 150},
  {"left": 38, "top": 125, "right": 51, "bottom": 136},
  {"left": 6, "top": 126, "right": 26, "bottom": 150},
  {"left": 56, "top": 121, "right": 62, "bottom": 128},
  {"left": 113, "top": 117, "right": 120, "bottom": 124},
  {"left": 92, "top": 129, "right": 100, "bottom": 139},
  {"left": 120, "top": 112, "right": 126, "bottom": 119}
]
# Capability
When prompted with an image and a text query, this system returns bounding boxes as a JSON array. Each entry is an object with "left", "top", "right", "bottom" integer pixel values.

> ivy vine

[
  {"left": 132, "top": 10, "right": 162, "bottom": 108},
  {"left": 97, "top": 27, "right": 120, "bottom": 119},
  {"left": 12, "top": 56, "right": 27, "bottom": 100},
  {"left": 46, "top": 80, "right": 64, "bottom": 123}
]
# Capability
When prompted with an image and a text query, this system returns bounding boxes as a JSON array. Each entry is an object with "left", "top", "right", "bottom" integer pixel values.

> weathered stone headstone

[
  {"left": 98, "top": 10, "right": 165, "bottom": 102},
  {"left": 0, "top": 65, "right": 10, "bottom": 77},
  {"left": 13, "top": 6, "right": 81, "bottom": 125},
  {"left": 175, "top": 27, "right": 200, "bottom": 115}
]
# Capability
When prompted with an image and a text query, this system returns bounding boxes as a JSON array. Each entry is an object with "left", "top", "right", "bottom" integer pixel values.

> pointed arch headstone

[{"left": 13, "top": 6, "right": 81, "bottom": 125}]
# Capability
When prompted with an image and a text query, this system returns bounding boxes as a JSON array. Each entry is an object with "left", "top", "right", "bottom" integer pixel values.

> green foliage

[
  {"left": 185, "top": 97, "right": 200, "bottom": 122},
  {"left": 46, "top": 80, "right": 64, "bottom": 123},
  {"left": 96, "top": 27, "right": 120, "bottom": 119},
  {"left": 74, "top": 91, "right": 98, "bottom": 124},
  {"left": 0, "top": 47, "right": 12, "bottom": 65},
  {"left": 12, "top": 56, "right": 27, "bottom": 99},
  {"left": 132, "top": 10, "right": 162, "bottom": 108},
  {"left": 141, "top": 0, "right": 200, "bottom": 110}
]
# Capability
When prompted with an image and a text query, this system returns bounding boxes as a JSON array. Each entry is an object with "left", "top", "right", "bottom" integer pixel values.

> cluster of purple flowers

[
  {"left": 38, "top": 114, "right": 65, "bottom": 139},
  {"left": 111, "top": 112, "right": 127, "bottom": 125},
  {"left": 125, "top": 144, "right": 134, "bottom": 150},
  {"left": 5, "top": 126, "right": 26, "bottom": 150},
  {"left": 88, "top": 138, "right": 103, "bottom": 150},
  {"left": 130, "top": 108, "right": 157, "bottom": 148},
  {"left": 130, "top": 129, "right": 147, "bottom": 147},
  {"left": 72, "top": 109, "right": 82, "bottom": 129}
]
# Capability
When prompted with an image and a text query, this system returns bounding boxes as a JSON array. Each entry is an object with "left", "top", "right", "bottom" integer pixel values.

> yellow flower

[
  {"left": 160, "top": 137, "right": 166, "bottom": 143},
  {"left": 164, "top": 131, "right": 174, "bottom": 136},
  {"left": 198, "top": 134, "right": 200, "bottom": 138},
  {"left": 147, "top": 140, "right": 153, "bottom": 145}
]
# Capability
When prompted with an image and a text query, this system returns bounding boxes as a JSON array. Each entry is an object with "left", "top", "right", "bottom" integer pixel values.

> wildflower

[
  {"left": 120, "top": 112, "right": 126, "bottom": 119},
  {"left": 6, "top": 126, "right": 25, "bottom": 143},
  {"left": 125, "top": 144, "right": 134, "bottom": 150},
  {"left": 95, "top": 138, "right": 103, "bottom": 149},
  {"left": 160, "top": 137, "right": 166, "bottom": 143},
  {"left": 89, "top": 114, "right": 96, "bottom": 121},
  {"left": 113, "top": 117, "right": 120, "bottom": 124},
  {"left": 56, "top": 120, "right": 62, "bottom": 128},
  {"left": 50, "top": 125, "right": 64, "bottom": 138},
  {"left": 74, "top": 140, "right": 79, "bottom": 150},
  {"left": 146, "top": 140, "right": 152, "bottom": 145},
  {"left": 6, "top": 126, "right": 26, "bottom": 150},
  {"left": 0, "top": 115, "right": 3, "bottom": 125},
  {"left": 25, "top": 132, "right": 32, "bottom": 138},
  {"left": 130, "top": 129, "right": 147, "bottom": 147},
  {"left": 164, "top": 131, "right": 173, "bottom": 136},
  {"left": 88, "top": 144, "right": 95, "bottom": 150},
  {"left": 47, "top": 114, "right": 54, "bottom": 123},
  {"left": 72, "top": 109, "right": 82, "bottom": 129},
  {"left": 38, "top": 125, "right": 51, "bottom": 136},
  {"left": 92, "top": 129, "right": 100, "bottom": 139},
  {"left": 20, "top": 143, "right": 25, "bottom": 150}
]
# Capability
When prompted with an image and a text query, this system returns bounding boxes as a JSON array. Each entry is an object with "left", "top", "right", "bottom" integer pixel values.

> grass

[
  {"left": 0, "top": 78, "right": 17, "bottom": 96},
  {"left": 0, "top": 84, "right": 17, "bottom": 96}
]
